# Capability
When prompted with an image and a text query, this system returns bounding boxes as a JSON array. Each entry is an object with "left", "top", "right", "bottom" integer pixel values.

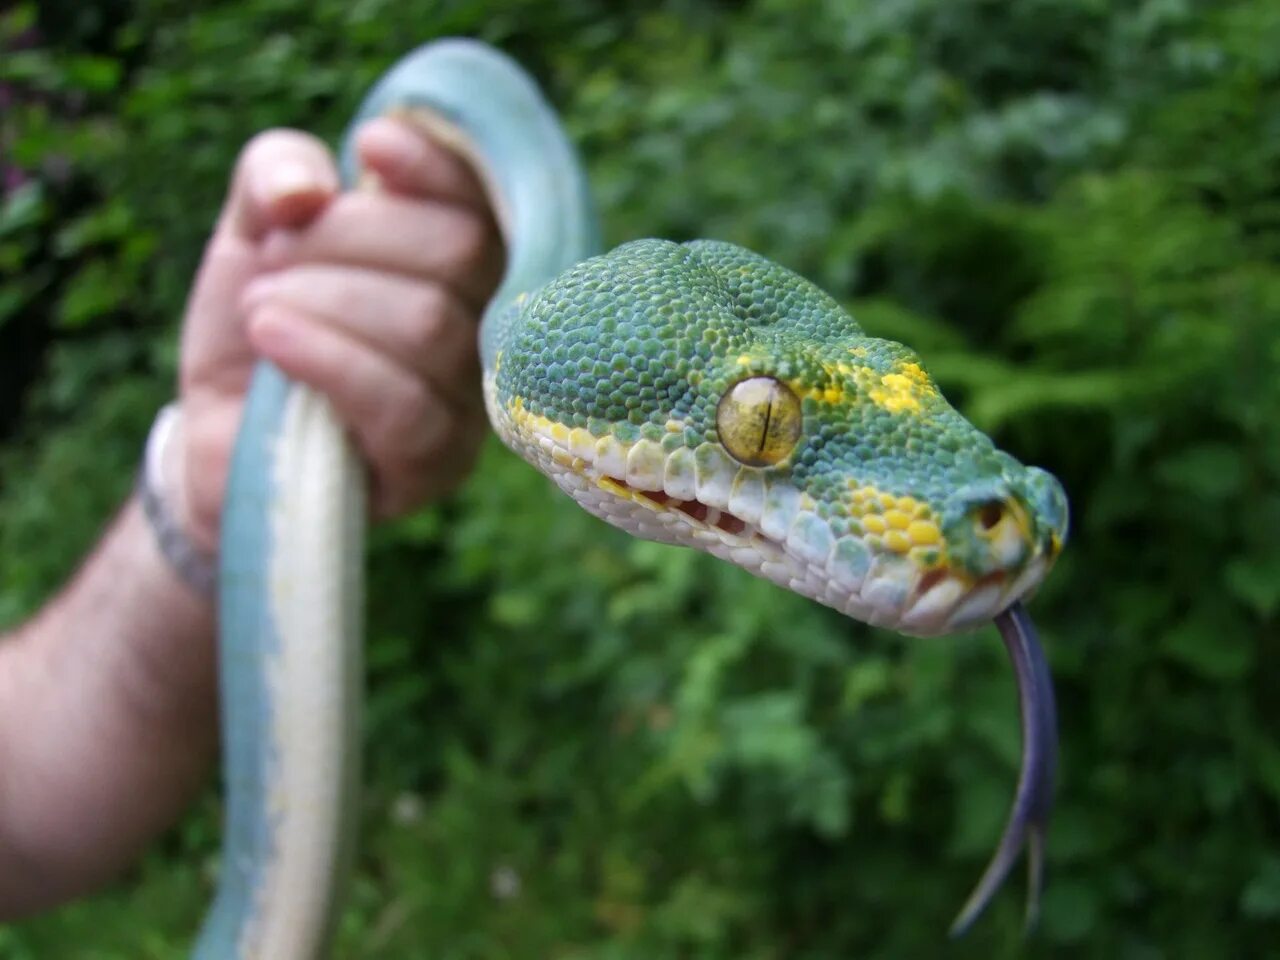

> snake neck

[{"left": 336, "top": 38, "right": 602, "bottom": 369}]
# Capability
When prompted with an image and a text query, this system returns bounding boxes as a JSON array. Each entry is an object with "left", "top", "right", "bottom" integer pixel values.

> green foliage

[{"left": 3, "top": 0, "right": 1278, "bottom": 956}]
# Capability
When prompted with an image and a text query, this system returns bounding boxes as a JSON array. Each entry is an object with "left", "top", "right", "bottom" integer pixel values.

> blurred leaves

[{"left": 3, "top": 0, "right": 1280, "bottom": 957}]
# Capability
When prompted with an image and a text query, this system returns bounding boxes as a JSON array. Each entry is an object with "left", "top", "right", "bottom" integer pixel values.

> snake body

[{"left": 199, "top": 40, "right": 1067, "bottom": 958}]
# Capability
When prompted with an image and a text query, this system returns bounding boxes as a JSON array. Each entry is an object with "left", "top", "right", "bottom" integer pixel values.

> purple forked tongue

[{"left": 949, "top": 600, "right": 1059, "bottom": 937}]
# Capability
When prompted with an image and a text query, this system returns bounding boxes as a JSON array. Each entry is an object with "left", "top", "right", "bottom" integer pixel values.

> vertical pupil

[
  {"left": 717, "top": 376, "right": 801, "bottom": 468},
  {"left": 757, "top": 395, "right": 774, "bottom": 454}
]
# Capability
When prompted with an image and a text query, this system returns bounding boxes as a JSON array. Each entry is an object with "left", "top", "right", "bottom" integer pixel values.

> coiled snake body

[{"left": 197, "top": 39, "right": 1067, "bottom": 959}]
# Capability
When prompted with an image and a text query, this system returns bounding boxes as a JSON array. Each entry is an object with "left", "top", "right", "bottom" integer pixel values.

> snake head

[{"left": 487, "top": 238, "right": 1068, "bottom": 637}]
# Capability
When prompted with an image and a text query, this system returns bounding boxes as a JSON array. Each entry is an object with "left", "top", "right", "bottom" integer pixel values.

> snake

[{"left": 195, "top": 38, "right": 1069, "bottom": 959}]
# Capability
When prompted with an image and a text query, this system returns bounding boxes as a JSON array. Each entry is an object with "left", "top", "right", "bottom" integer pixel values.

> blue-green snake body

[{"left": 198, "top": 39, "right": 1067, "bottom": 958}]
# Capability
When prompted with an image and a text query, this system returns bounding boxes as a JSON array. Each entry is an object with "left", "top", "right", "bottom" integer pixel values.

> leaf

[
  {"left": 1242, "top": 857, "right": 1280, "bottom": 919},
  {"left": 56, "top": 260, "right": 128, "bottom": 328},
  {"left": 720, "top": 691, "right": 816, "bottom": 768},
  {"left": 1155, "top": 443, "right": 1247, "bottom": 502},
  {"left": 1224, "top": 554, "right": 1280, "bottom": 617},
  {"left": 0, "top": 182, "right": 46, "bottom": 237},
  {"left": 64, "top": 55, "right": 122, "bottom": 93},
  {"left": 52, "top": 199, "right": 134, "bottom": 256},
  {"left": 1162, "top": 609, "right": 1254, "bottom": 680}
]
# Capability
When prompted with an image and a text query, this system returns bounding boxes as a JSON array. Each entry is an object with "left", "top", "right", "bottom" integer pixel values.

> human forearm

[
  {"left": 0, "top": 496, "right": 217, "bottom": 917},
  {"left": 0, "top": 118, "right": 499, "bottom": 920}
]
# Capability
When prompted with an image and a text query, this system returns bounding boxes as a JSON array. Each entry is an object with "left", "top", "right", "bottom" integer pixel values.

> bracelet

[{"left": 137, "top": 403, "right": 218, "bottom": 599}]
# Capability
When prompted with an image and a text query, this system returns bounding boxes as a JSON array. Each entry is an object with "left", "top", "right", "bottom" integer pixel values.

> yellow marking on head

[
  {"left": 884, "top": 509, "right": 911, "bottom": 530},
  {"left": 884, "top": 530, "right": 912, "bottom": 553},
  {"left": 843, "top": 479, "right": 947, "bottom": 559},
  {"left": 895, "top": 495, "right": 922, "bottom": 516},
  {"left": 851, "top": 484, "right": 881, "bottom": 508},
  {"left": 793, "top": 359, "right": 876, "bottom": 407},
  {"left": 868, "top": 361, "right": 937, "bottom": 415},
  {"left": 735, "top": 354, "right": 755, "bottom": 366},
  {"left": 820, "top": 360, "right": 859, "bottom": 379},
  {"left": 910, "top": 545, "right": 947, "bottom": 568},
  {"left": 795, "top": 357, "right": 945, "bottom": 412},
  {"left": 908, "top": 520, "right": 941, "bottom": 546}
]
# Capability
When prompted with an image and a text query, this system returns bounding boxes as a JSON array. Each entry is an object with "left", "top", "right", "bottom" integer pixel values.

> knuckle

[
  {"left": 409, "top": 286, "right": 449, "bottom": 353},
  {"left": 373, "top": 408, "right": 475, "bottom": 517},
  {"left": 447, "top": 210, "right": 493, "bottom": 276},
  {"left": 380, "top": 469, "right": 431, "bottom": 519},
  {"left": 373, "top": 377, "right": 431, "bottom": 452}
]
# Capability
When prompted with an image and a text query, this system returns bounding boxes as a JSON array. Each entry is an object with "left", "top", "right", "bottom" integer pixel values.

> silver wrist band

[{"left": 137, "top": 403, "right": 218, "bottom": 599}]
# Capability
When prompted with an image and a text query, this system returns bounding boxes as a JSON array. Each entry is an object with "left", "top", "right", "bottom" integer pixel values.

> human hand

[{"left": 175, "top": 118, "right": 503, "bottom": 550}]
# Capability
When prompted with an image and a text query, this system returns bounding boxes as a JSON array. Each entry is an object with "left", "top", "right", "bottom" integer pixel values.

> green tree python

[{"left": 197, "top": 39, "right": 1068, "bottom": 958}]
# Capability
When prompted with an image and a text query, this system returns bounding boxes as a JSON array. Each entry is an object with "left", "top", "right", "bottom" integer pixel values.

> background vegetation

[{"left": 3, "top": 0, "right": 1278, "bottom": 956}]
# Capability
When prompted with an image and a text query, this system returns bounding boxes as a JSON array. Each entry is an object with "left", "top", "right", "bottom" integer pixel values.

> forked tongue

[{"left": 949, "top": 600, "right": 1058, "bottom": 937}]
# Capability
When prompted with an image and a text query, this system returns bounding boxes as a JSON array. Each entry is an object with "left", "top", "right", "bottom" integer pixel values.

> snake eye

[{"left": 717, "top": 376, "right": 803, "bottom": 467}]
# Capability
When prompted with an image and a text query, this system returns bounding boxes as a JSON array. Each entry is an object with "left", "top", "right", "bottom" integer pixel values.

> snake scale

[{"left": 197, "top": 39, "right": 1068, "bottom": 958}]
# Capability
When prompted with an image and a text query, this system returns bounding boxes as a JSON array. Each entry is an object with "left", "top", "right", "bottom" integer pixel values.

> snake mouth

[
  {"left": 487, "top": 385, "right": 1051, "bottom": 637},
  {"left": 560, "top": 465, "right": 1048, "bottom": 638},
  {"left": 629, "top": 484, "right": 750, "bottom": 536}
]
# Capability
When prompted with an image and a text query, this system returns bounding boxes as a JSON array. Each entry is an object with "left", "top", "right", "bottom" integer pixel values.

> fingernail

[{"left": 266, "top": 159, "right": 319, "bottom": 202}]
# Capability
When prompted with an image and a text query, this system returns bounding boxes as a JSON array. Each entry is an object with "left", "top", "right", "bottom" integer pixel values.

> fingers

[
  {"left": 247, "top": 302, "right": 486, "bottom": 517},
  {"left": 179, "top": 117, "right": 504, "bottom": 533},
  {"left": 354, "top": 116, "right": 493, "bottom": 213},
  {"left": 182, "top": 130, "right": 341, "bottom": 398},
  {"left": 219, "top": 129, "right": 340, "bottom": 241},
  {"left": 258, "top": 190, "right": 503, "bottom": 310},
  {"left": 241, "top": 265, "right": 481, "bottom": 410}
]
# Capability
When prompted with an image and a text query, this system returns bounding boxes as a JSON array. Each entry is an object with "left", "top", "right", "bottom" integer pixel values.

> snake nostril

[{"left": 976, "top": 501, "right": 1005, "bottom": 531}]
